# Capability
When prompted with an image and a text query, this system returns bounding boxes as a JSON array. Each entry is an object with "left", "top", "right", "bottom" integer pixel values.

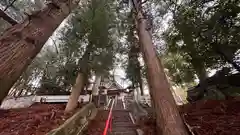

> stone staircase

[
  {"left": 110, "top": 99, "right": 137, "bottom": 135},
  {"left": 123, "top": 92, "right": 134, "bottom": 110}
]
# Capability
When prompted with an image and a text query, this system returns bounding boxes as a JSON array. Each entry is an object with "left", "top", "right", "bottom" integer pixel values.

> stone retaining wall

[{"left": 47, "top": 103, "right": 98, "bottom": 135}]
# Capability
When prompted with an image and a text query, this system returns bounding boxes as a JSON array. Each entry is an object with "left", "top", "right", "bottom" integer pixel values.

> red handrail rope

[{"left": 102, "top": 99, "right": 115, "bottom": 135}]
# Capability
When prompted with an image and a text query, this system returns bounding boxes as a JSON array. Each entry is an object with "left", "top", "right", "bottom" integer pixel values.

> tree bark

[
  {"left": 191, "top": 61, "right": 207, "bottom": 83},
  {"left": 92, "top": 74, "right": 101, "bottom": 106},
  {"left": 65, "top": 72, "right": 85, "bottom": 112},
  {"left": 139, "top": 80, "right": 144, "bottom": 95},
  {"left": 65, "top": 42, "right": 93, "bottom": 112},
  {"left": 0, "top": 9, "right": 17, "bottom": 25},
  {"left": 0, "top": 0, "right": 80, "bottom": 104},
  {"left": 132, "top": 0, "right": 188, "bottom": 134}
]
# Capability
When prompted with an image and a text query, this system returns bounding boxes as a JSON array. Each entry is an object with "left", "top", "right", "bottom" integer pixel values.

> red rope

[{"left": 102, "top": 99, "right": 115, "bottom": 135}]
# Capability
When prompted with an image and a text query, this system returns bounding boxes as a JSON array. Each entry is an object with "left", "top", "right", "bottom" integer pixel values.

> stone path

[{"left": 110, "top": 99, "right": 137, "bottom": 135}]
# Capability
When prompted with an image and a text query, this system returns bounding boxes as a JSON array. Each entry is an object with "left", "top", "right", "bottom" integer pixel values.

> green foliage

[
  {"left": 163, "top": 52, "right": 195, "bottom": 85},
  {"left": 54, "top": 0, "right": 118, "bottom": 89},
  {"left": 11, "top": 0, "right": 120, "bottom": 96},
  {"left": 121, "top": 11, "right": 144, "bottom": 92},
  {"left": 163, "top": 0, "right": 240, "bottom": 85},
  {"left": 126, "top": 44, "right": 142, "bottom": 88}
]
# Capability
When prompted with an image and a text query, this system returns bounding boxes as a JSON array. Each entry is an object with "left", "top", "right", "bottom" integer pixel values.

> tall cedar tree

[
  {"left": 131, "top": 0, "right": 188, "bottom": 134},
  {"left": 0, "top": 0, "right": 79, "bottom": 104}
]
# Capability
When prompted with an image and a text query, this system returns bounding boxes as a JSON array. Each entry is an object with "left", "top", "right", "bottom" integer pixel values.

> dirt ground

[
  {"left": 136, "top": 97, "right": 240, "bottom": 135},
  {"left": 83, "top": 110, "right": 109, "bottom": 135},
  {"left": 0, "top": 103, "right": 73, "bottom": 135},
  {"left": 180, "top": 98, "right": 240, "bottom": 135},
  {"left": 138, "top": 115, "right": 156, "bottom": 135},
  {"left": 1, "top": 98, "right": 240, "bottom": 135}
]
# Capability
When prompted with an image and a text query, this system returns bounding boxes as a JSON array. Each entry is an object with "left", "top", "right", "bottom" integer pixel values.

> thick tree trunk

[
  {"left": 196, "top": 67, "right": 208, "bottom": 98},
  {"left": 92, "top": 74, "right": 101, "bottom": 106},
  {"left": 65, "top": 72, "right": 85, "bottom": 112},
  {"left": 132, "top": 1, "right": 188, "bottom": 134},
  {"left": 139, "top": 80, "right": 144, "bottom": 95},
  {"left": 0, "top": 0, "right": 79, "bottom": 104},
  {"left": 198, "top": 68, "right": 208, "bottom": 83},
  {"left": 191, "top": 61, "right": 207, "bottom": 83},
  {"left": 65, "top": 42, "right": 92, "bottom": 112}
]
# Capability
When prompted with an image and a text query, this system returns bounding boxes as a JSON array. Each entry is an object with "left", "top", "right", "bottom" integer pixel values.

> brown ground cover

[
  {"left": 1, "top": 98, "right": 240, "bottom": 135},
  {"left": 83, "top": 110, "right": 109, "bottom": 135},
  {"left": 0, "top": 103, "right": 73, "bottom": 135},
  {"left": 137, "top": 98, "right": 240, "bottom": 135},
  {"left": 180, "top": 98, "right": 240, "bottom": 135}
]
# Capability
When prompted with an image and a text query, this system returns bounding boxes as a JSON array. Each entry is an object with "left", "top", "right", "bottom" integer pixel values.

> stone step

[
  {"left": 109, "top": 131, "right": 137, "bottom": 135},
  {"left": 112, "top": 124, "right": 136, "bottom": 128},
  {"left": 106, "top": 99, "right": 137, "bottom": 135},
  {"left": 110, "top": 130, "right": 137, "bottom": 135}
]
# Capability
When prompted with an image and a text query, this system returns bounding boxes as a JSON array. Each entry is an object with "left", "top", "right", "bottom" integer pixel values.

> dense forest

[{"left": 0, "top": 0, "right": 240, "bottom": 134}]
